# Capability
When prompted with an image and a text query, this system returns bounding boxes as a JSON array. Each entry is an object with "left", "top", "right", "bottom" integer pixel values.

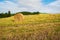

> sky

[{"left": 0, "top": 0, "right": 60, "bottom": 13}]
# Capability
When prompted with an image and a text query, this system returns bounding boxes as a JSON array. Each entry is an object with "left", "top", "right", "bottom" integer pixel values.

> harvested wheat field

[{"left": 0, "top": 14, "right": 60, "bottom": 40}]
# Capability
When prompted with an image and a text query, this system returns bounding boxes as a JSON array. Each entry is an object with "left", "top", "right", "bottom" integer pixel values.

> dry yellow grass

[{"left": 0, "top": 14, "right": 60, "bottom": 40}]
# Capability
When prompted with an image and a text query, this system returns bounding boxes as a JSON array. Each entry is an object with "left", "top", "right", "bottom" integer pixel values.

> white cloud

[
  {"left": 0, "top": 1, "right": 30, "bottom": 13},
  {"left": 0, "top": 0, "right": 60, "bottom": 13},
  {"left": 45, "top": 0, "right": 60, "bottom": 13},
  {"left": 15, "top": 0, "right": 42, "bottom": 11}
]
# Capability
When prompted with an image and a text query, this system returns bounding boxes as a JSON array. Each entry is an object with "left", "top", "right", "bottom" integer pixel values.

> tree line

[
  {"left": 0, "top": 11, "right": 12, "bottom": 18},
  {"left": 0, "top": 11, "right": 40, "bottom": 18}
]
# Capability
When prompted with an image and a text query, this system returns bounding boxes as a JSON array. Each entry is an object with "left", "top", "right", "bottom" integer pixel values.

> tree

[
  {"left": 5, "top": 12, "right": 8, "bottom": 17},
  {"left": 33, "top": 11, "right": 40, "bottom": 14},
  {"left": 7, "top": 11, "right": 11, "bottom": 17},
  {"left": 0, "top": 13, "right": 4, "bottom": 18}
]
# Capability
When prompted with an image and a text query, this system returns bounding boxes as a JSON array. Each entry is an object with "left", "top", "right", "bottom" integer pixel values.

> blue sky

[
  {"left": 0, "top": 0, "right": 4, "bottom": 2},
  {"left": 0, "top": 0, "right": 60, "bottom": 13},
  {"left": 42, "top": 0, "right": 56, "bottom": 4}
]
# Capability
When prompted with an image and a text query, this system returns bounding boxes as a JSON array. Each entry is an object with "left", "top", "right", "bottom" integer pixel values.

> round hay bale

[{"left": 14, "top": 13, "right": 24, "bottom": 22}]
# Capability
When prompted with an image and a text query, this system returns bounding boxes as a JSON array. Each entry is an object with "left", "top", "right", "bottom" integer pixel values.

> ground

[{"left": 0, "top": 14, "right": 60, "bottom": 40}]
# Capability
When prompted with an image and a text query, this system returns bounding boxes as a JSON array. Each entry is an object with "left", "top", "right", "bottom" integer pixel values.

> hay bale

[{"left": 14, "top": 13, "right": 24, "bottom": 22}]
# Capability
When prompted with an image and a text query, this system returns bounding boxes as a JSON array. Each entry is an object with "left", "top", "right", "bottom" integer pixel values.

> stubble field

[{"left": 0, "top": 14, "right": 60, "bottom": 40}]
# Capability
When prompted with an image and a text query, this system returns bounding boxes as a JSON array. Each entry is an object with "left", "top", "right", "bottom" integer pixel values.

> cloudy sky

[{"left": 0, "top": 0, "right": 60, "bottom": 13}]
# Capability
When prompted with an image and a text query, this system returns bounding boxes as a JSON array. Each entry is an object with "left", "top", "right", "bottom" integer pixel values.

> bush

[{"left": 19, "top": 11, "right": 40, "bottom": 15}]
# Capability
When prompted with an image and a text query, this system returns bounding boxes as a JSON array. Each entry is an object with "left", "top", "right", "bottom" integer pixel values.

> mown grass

[{"left": 0, "top": 14, "right": 60, "bottom": 40}]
